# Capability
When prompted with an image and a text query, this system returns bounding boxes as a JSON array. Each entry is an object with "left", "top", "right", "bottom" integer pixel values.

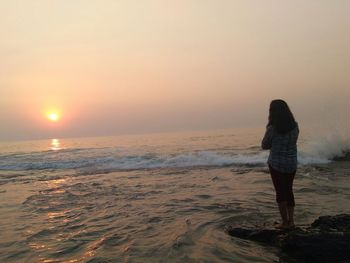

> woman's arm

[{"left": 261, "top": 126, "right": 273, "bottom": 150}]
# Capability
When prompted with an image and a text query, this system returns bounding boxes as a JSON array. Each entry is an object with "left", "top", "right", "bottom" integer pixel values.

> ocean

[{"left": 0, "top": 128, "right": 349, "bottom": 262}]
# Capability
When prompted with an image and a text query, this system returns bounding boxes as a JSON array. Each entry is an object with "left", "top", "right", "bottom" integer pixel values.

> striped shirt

[{"left": 261, "top": 124, "right": 299, "bottom": 173}]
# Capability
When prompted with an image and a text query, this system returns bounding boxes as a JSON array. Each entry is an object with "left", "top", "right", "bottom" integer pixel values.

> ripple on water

[
  {"left": 195, "top": 194, "right": 212, "bottom": 199},
  {"left": 5, "top": 164, "right": 346, "bottom": 262}
]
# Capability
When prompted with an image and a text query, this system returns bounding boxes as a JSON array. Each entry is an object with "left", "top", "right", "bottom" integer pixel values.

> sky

[{"left": 1, "top": 0, "right": 349, "bottom": 141}]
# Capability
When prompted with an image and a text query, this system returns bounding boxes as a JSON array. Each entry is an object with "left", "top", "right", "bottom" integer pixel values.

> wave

[
  {"left": 300, "top": 131, "right": 350, "bottom": 164},
  {"left": 1, "top": 130, "right": 349, "bottom": 172},
  {"left": 0, "top": 151, "right": 268, "bottom": 171},
  {"left": 0, "top": 148, "right": 346, "bottom": 173}
]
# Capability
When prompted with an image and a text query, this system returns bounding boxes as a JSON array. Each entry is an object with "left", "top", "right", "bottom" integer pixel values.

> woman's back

[
  {"left": 262, "top": 124, "right": 299, "bottom": 173},
  {"left": 262, "top": 99, "right": 298, "bottom": 229}
]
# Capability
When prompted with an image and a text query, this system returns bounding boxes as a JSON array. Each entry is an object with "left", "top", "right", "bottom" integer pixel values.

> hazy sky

[{"left": 1, "top": 0, "right": 349, "bottom": 141}]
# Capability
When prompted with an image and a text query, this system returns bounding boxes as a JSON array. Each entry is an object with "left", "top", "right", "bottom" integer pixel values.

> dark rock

[
  {"left": 226, "top": 214, "right": 350, "bottom": 262},
  {"left": 311, "top": 214, "right": 350, "bottom": 232},
  {"left": 227, "top": 227, "right": 282, "bottom": 244},
  {"left": 332, "top": 151, "right": 350, "bottom": 161}
]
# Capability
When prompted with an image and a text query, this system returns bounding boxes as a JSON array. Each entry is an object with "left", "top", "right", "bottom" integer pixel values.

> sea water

[{"left": 0, "top": 128, "right": 349, "bottom": 262}]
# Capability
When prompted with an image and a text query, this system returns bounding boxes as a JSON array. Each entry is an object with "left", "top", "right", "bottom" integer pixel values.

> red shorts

[{"left": 269, "top": 165, "right": 296, "bottom": 207}]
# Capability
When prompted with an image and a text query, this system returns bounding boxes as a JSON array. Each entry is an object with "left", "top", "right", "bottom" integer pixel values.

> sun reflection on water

[
  {"left": 51, "top": 138, "right": 61, "bottom": 151},
  {"left": 46, "top": 178, "right": 66, "bottom": 188}
]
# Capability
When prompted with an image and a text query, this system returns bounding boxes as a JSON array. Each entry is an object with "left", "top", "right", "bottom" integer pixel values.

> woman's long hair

[{"left": 268, "top": 100, "right": 297, "bottom": 134}]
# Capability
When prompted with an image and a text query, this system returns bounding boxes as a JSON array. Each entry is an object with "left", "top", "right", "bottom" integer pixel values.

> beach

[
  {"left": 0, "top": 128, "right": 349, "bottom": 262},
  {"left": 2, "top": 1, "right": 350, "bottom": 261}
]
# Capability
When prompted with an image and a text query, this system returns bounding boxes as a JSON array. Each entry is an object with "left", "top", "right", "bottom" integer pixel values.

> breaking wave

[
  {"left": 0, "top": 151, "right": 268, "bottom": 171},
  {"left": 299, "top": 131, "right": 350, "bottom": 164},
  {"left": 1, "top": 130, "right": 349, "bottom": 173},
  {"left": 0, "top": 148, "right": 348, "bottom": 173}
]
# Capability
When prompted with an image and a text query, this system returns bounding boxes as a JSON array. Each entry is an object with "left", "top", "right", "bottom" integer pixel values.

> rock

[
  {"left": 226, "top": 214, "right": 350, "bottom": 262},
  {"left": 311, "top": 214, "right": 350, "bottom": 232},
  {"left": 332, "top": 151, "right": 350, "bottom": 161}
]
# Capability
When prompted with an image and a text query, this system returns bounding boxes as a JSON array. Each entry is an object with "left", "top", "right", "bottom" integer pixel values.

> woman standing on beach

[{"left": 262, "top": 100, "right": 299, "bottom": 229}]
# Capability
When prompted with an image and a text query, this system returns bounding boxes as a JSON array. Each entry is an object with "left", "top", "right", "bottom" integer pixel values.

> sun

[{"left": 47, "top": 112, "right": 60, "bottom": 122}]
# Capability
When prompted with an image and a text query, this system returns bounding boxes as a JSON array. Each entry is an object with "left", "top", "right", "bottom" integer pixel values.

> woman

[{"left": 262, "top": 99, "right": 299, "bottom": 229}]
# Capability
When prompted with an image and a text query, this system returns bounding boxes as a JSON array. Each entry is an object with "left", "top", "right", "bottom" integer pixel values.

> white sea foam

[
  {"left": 299, "top": 131, "right": 350, "bottom": 165},
  {"left": 1, "top": 131, "right": 349, "bottom": 172},
  {"left": 99, "top": 151, "right": 269, "bottom": 171},
  {"left": 0, "top": 151, "right": 268, "bottom": 171},
  {"left": 0, "top": 149, "right": 340, "bottom": 172}
]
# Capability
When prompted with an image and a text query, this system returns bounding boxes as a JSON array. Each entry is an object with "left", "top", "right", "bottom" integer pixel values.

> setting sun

[{"left": 47, "top": 112, "right": 60, "bottom": 122}]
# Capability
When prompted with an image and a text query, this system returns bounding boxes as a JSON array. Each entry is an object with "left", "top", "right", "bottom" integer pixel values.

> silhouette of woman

[{"left": 262, "top": 100, "right": 299, "bottom": 229}]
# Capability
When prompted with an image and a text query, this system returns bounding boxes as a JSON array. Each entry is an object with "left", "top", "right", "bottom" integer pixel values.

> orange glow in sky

[{"left": 0, "top": 1, "right": 349, "bottom": 141}]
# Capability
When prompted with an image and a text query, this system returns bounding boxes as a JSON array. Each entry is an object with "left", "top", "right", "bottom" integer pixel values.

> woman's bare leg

[
  {"left": 287, "top": 206, "right": 295, "bottom": 227},
  {"left": 277, "top": 202, "right": 289, "bottom": 228}
]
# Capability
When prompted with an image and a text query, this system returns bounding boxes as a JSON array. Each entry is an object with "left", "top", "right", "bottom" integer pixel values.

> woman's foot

[
  {"left": 274, "top": 222, "right": 289, "bottom": 230},
  {"left": 288, "top": 222, "right": 295, "bottom": 228},
  {"left": 274, "top": 221, "right": 295, "bottom": 230}
]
